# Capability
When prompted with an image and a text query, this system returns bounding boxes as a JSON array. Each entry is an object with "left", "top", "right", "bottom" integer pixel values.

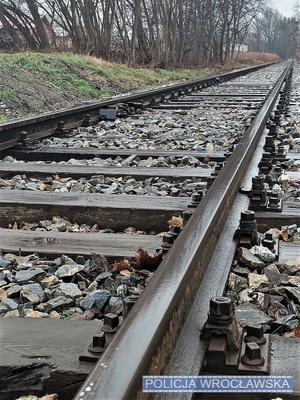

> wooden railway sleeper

[{"left": 200, "top": 296, "right": 271, "bottom": 375}]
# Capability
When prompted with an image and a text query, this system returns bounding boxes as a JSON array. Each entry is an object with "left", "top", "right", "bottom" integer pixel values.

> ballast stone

[
  {"left": 237, "top": 247, "right": 265, "bottom": 270},
  {"left": 80, "top": 289, "right": 111, "bottom": 310}
]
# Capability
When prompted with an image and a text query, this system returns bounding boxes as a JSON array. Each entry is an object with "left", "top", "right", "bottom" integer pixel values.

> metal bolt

[
  {"left": 82, "top": 114, "right": 91, "bottom": 127},
  {"left": 262, "top": 232, "right": 275, "bottom": 251},
  {"left": 241, "top": 342, "right": 265, "bottom": 366},
  {"left": 268, "top": 123, "right": 276, "bottom": 135},
  {"left": 262, "top": 152, "right": 272, "bottom": 160},
  {"left": 244, "top": 325, "right": 266, "bottom": 344},
  {"left": 265, "top": 232, "right": 273, "bottom": 241},
  {"left": 241, "top": 210, "right": 255, "bottom": 222},
  {"left": 252, "top": 176, "right": 265, "bottom": 191},
  {"left": 265, "top": 136, "right": 274, "bottom": 144},
  {"left": 101, "top": 313, "right": 119, "bottom": 333},
  {"left": 183, "top": 210, "right": 193, "bottom": 225},
  {"left": 20, "top": 131, "right": 28, "bottom": 141},
  {"left": 150, "top": 97, "right": 157, "bottom": 106},
  {"left": 264, "top": 136, "right": 275, "bottom": 153},
  {"left": 211, "top": 163, "right": 223, "bottom": 176},
  {"left": 88, "top": 332, "right": 107, "bottom": 354},
  {"left": 55, "top": 121, "right": 65, "bottom": 134},
  {"left": 168, "top": 225, "right": 181, "bottom": 237},
  {"left": 123, "top": 295, "right": 139, "bottom": 317},
  {"left": 268, "top": 194, "right": 280, "bottom": 208},
  {"left": 188, "top": 191, "right": 204, "bottom": 208},
  {"left": 277, "top": 146, "right": 285, "bottom": 155},
  {"left": 209, "top": 296, "right": 233, "bottom": 318},
  {"left": 161, "top": 233, "right": 174, "bottom": 250},
  {"left": 240, "top": 210, "right": 257, "bottom": 232}
]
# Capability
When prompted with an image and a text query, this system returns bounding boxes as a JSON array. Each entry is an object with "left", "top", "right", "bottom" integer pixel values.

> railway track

[{"left": 0, "top": 60, "right": 299, "bottom": 400}]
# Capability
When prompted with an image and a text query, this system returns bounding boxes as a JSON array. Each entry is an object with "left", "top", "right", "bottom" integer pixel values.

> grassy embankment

[
  {"left": 0, "top": 52, "right": 208, "bottom": 121},
  {"left": 0, "top": 51, "right": 280, "bottom": 121}
]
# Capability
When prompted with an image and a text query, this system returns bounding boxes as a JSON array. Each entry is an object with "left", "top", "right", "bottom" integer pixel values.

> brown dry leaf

[
  {"left": 167, "top": 215, "right": 183, "bottom": 227},
  {"left": 41, "top": 395, "right": 59, "bottom": 400},
  {"left": 281, "top": 227, "right": 289, "bottom": 242},
  {"left": 111, "top": 258, "right": 132, "bottom": 273},
  {"left": 293, "top": 327, "right": 300, "bottom": 338},
  {"left": 239, "top": 105, "right": 245, "bottom": 110},
  {"left": 38, "top": 182, "right": 46, "bottom": 191},
  {"left": 12, "top": 222, "right": 18, "bottom": 230},
  {"left": 135, "top": 248, "right": 163, "bottom": 271},
  {"left": 120, "top": 269, "right": 132, "bottom": 276},
  {"left": 20, "top": 221, "right": 39, "bottom": 230},
  {"left": 90, "top": 224, "right": 99, "bottom": 232},
  {"left": 272, "top": 228, "right": 281, "bottom": 239},
  {"left": 53, "top": 175, "right": 60, "bottom": 181},
  {"left": 124, "top": 227, "right": 137, "bottom": 234},
  {"left": 203, "top": 155, "right": 211, "bottom": 164}
]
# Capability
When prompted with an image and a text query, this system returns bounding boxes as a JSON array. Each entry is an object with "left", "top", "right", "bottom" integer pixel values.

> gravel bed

[
  {"left": 0, "top": 173, "right": 208, "bottom": 197},
  {"left": 8, "top": 216, "right": 161, "bottom": 235},
  {"left": 40, "top": 107, "right": 255, "bottom": 152},
  {"left": 1, "top": 154, "right": 212, "bottom": 168},
  {"left": 225, "top": 224, "right": 300, "bottom": 338},
  {"left": 0, "top": 249, "right": 161, "bottom": 320}
]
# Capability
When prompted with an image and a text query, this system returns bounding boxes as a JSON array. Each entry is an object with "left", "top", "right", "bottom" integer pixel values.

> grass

[
  {"left": 1, "top": 89, "right": 13, "bottom": 99},
  {"left": 63, "top": 74, "right": 98, "bottom": 97},
  {"left": 0, "top": 51, "right": 209, "bottom": 108},
  {"left": 0, "top": 51, "right": 200, "bottom": 91},
  {"left": 0, "top": 50, "right": 273, "bottom": 121}
]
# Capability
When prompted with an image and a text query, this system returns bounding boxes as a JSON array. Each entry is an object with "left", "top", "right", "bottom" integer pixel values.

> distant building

[{"left": 234, "top": 44, "right": 248, "bottom": 55}]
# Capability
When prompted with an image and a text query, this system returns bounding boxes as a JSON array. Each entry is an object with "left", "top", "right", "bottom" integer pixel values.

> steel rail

[
  {"left": 74, "top": 62, "right": 293, "bottom": 400},
  {"left": 0, "top": 63, "right": 275, "bottom": 151}
]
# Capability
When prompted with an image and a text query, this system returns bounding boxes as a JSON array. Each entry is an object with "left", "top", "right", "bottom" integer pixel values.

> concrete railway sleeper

[{"left": 0, "top": 60, "right": 299, "bottom": 400}]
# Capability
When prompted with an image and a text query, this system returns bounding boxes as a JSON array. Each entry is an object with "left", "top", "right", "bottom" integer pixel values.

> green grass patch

[
  {"left": 2, "top": 89, "right": 13, "bottom": 100},
  {"left": 63, "top": 74, "right": 98, "bottom": 96}
]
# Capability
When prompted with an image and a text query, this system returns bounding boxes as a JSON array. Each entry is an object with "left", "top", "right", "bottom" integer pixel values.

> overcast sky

[{"left": 271, "top": 0, "right": 297, "bottom": 17}]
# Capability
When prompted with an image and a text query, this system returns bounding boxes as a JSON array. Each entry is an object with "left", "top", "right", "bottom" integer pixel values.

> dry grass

[{"left": 237, "top": 52, "right": 280, "bottom": 63}]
